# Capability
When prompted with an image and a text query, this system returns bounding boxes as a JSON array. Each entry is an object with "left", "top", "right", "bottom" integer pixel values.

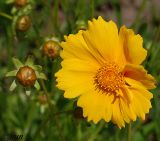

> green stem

[
  {"left": 88, "top": 121, "right": 105, "bottom": 141},
  {"left": 0, "top": 12, "right": 13, "bottom": 20},
  {"left": 32, "top": 114, "right": 51, "bottom": 141},
  {"left": 53, "top": 0, "right": 61, "bottom": 37},
  {"left": 128, "top": 123, "right": 132, "bottom": 141},
  {"left": 132, "top": 0, "right": 147, "bottom": 29},
  {"left": 40, "top": 79, "right": 66, "bottom": 141},
  {"left": 32, "top": 110, "right": 73, "bottom": 141},
  {"left": 40, "top": 79, "right": 53, "bottom": 111},
  {"left": 90, "top": 0, "right": 94, "bottom": 18}
]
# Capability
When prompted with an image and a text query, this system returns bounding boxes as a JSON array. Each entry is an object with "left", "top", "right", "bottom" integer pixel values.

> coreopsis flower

[
  {"left": 6, "top": 57, "right": 47, "bottom": 92},
  {"left": 55, "top": 16, "right": 156, "bottom": 128}
]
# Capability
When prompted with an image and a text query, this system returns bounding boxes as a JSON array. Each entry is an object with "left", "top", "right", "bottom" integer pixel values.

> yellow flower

[{"left": 55, "top": 16, "right": 156, "bottom": 128}]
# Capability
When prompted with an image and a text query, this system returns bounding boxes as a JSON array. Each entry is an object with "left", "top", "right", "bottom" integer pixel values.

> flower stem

[
  {"left": 0, "top": 12, "right": 13, "bottom": 20},
  {"left": 40, "top": 79, "right": 66, "bottom": 141},
  {"left": 40, "top": 79, "right": 52, "bottom": 111},
  {"left": 90, "top": 0, "right": 94, "bottom": 18},
  {"left": 88, "top": 121, "right": 105, "bottom": 141},
  {"left": 53, "top": 0, "right": 61, "bottom": 37},
  {"left": 132, "top": 0, "right": 147, "bottom": 29},
  {"left": 128, "top": 123, "right": 132, "bottom": 141},
  {"left": 32, "top": 109, "right": 73, "bottom": 141}
]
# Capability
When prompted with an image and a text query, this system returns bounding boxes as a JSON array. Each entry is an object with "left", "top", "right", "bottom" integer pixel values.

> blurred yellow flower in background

[{"left": 55, "top": 16, "right": 156, "bottom": 128}]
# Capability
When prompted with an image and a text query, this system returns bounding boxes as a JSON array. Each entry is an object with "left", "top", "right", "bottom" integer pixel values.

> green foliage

[{"left": 0, "top": 0, "right": 160, "bottom": 141}]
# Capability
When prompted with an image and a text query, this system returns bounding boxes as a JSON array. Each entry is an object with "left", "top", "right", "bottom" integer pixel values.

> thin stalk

[
  {"left": 0, "top": 12, "right": 13, "bottom": 20},
  {"left": 40, "top": 79, "right": 53, "bottom": 111},
  {"left": 32, "top": 110, "right": 73, "bottom": 141},
  {"left": 128, "top": 123, "right": 132, "bottom": 141},
  {"left": 53, "top": 0, "right": 61, "bottom": 36},
  {"left": 40, "top": 79, "right": 66, "bottom": 141},
  {"left": 131, "top": 0, "right": 147, "bottom": 29},
  {"left": 88, "top": 121, "right": 105, "bottom": 141},
  {"left": 90, "top": 0, "right": 94, "bottom": 18}
]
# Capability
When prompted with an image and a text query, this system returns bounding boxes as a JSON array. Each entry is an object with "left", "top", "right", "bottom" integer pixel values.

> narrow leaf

[
  {"left": 25, "top": 56, "right": 34, "bottom": 66},
  {"left": 26, "top": 90, "right": 31, "bottom": 96},
  {"left": 9, "top": 80, "right": 17, "bottom": 91},
  {"left": 38, "top": 73, "right": 47, "bottom": 80},
  {"left": 32, "top": 65, "right": 42, "bottom": 71},
  {"left": 6, "top": 70, "right": 18, "bottom": 77},
  {"left": 34, "top": 81, "right": 40, "bottom": 90},
  {"left": 6, "top": 0, "right": 15, "bottom": 4},
  {"left": 12, "top": 58, "right": 23, "bottom": 69}
]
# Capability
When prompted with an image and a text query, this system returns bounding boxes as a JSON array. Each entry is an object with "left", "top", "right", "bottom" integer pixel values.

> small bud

[
  {"left": 142, "top": 114, "right": 151, "bottom": 124},
  {"left": 37, "top": 95, "right": 47, "bottom": 105},
  {"left": 42, "top": 40, "right": 59, "bottom": 58},
  {"left": 76, "top": 20, "right": 87, "bottom": 30},
  {"left": 17, "top": 15, "right": 31, "bottom": 31},
  {"left": 73, "top": 107, "right": 84, "bottom": 119},
  {"left": 15, "top": 0, "right": 28, "bottom": 7},
  {"left": 16, "top": 66, "right": 37, "bottom": 87}
]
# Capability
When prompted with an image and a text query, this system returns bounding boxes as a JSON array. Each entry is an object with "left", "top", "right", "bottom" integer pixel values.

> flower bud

[
  {"left": 16, "top": 66, "right": 37, "bottom": 87},
  {"left": 73, "top": 107, "right": 84, "bottom": 119},
  {"left": 15, "top": 0, "right": 28, "bottom": 7},
  {"left": 142, "top": 114, "right": 151, "bottom": 124},
  {"left": 42, "top": 40, "right": 59, "bottom": 58},
  {"left": 17, "top": 15, "right": 31, "bottom": 31},
  {"left": 37, "top": 95, "right": 47, "bottom": 105},
  {"left": 76, "top": 20, "right": 87, "bottom": 30}
]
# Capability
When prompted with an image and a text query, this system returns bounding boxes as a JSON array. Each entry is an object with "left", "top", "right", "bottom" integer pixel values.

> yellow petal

[
  {"left": 77, "top": 90, "right": 114, "bottom": 124},
  {"left": 129, "top": 88, "right": 152, "bottom": 120},
  {"left": 119, "top": 98, "right": 136, "bottom": 122},
  {"left": 124, "top": 64, "right": 156, "bottom": 89},
  {"left": 55, "top": 70, "right": 94, "bottom": 98},
  {"left": 111, "top": 98, "right": 125, "bottom": 128},
  {"left": 61, "top": 58, "right": 100, "bottom": 73},
  {"left": 119, "top": 26, "right": 147, "bottom": 65},
  {"left": 61, "top": 30, "right": 104, "bottom": 65},
  {"left": 125, "top": 77, "right": 153, "bottom": 100},
  {"left": 120, "top": 86, "right": 133, "bottom": 103},
  {"left": 123, "top": 77, "right": 153, "bottom": 120},
  {"left": 82, "top": 16, "right": 126, "bottom": 67}
]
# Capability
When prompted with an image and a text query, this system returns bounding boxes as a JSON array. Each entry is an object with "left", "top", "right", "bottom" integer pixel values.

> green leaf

[
  {"left": 12, "top": 58, "right": 23, "bottom": 69},
  {"left": 9, "top": 80, "right": 17, "bottom": 91},
  {"left": 51, "top": 37, "right": 59, "bottom": 42},
  {"left": 37, "top": 73, "right": 47, "bottom": 80},
  {"left": 6, "top": 70, "right": 18, "bottom": 77},
  {"left": 25, "top": 56, "right": 34, "bottom": 66},
  {"left": 133, "top": 132, "right": 144, "bottom": 141},
  {"left": 34, "top": 81, "right": 40, "bottom": 90},
  {"left": 26, "top": 90, "right": 31, "bottom": 96},
  {"left": 6, "top": 0, "right": 14, "bottom": 4},
  {"left": 143, "top": 122, "right": 155, "bottom": 135},
  {"left": 32, "top": 65, "right": 42, "bottom": 71}
]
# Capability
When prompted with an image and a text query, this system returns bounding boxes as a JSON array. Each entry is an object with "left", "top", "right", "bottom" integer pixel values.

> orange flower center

[{"left": 94, "top": 62, "right": 125, "bottom": 93}]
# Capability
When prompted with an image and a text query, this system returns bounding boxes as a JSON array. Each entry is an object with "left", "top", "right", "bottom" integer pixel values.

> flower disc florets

[{"left": 95, "top": 62, "right": 125, "bottom": 93}]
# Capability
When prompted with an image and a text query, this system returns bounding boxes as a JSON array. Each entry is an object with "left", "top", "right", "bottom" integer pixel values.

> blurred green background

[{"left": 0, "top": 0, "right": 160, "bottom": 141}]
